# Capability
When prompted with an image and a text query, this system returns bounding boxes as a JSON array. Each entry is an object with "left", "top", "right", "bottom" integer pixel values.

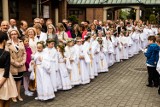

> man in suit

[
  {"left": 117, "top": 22, "right": 126, "bottom": 35},
  {"left": 18, "top": 20, "right": 28, "bottom": 39}
]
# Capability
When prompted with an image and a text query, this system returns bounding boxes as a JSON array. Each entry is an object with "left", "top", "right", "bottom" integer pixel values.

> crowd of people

[{"left": 0, "top": 17, "right": 160, "bottom": 106}]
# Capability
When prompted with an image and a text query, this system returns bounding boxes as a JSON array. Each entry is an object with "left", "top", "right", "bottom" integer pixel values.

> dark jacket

[
  {"left": 47, "top": 34, "right": 59, "bottom": 48},
  {"left": 117, "top": 26, "right": 126, "bottom": 34},
  {"left": 71, "top": 31, "right": 82, "bottom": 38},
  {"left": 18, "top": 29, "right": 25, "bottom": 40},
  {"left": 144, "top": 43, "right": 160, "bottom": 66}
]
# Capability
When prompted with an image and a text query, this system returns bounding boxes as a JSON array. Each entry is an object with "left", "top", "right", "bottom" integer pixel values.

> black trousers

[{"left": 147, "top": 66, "right": 159, "bottom": 86}]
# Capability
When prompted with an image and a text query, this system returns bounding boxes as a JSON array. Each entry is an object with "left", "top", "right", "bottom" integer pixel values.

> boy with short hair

[{"left": 144, "top": 36, "right": 159, "bottom": 87}]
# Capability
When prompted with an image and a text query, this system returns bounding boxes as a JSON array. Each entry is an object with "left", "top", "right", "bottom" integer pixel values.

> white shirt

[{"left": 34, "top": 32, "right": 47, "bottom": 43}]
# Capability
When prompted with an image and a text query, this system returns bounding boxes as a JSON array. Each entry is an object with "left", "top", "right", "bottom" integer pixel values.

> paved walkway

[{"left": 12, "top": 53, "right": 160, "bottom": 107}]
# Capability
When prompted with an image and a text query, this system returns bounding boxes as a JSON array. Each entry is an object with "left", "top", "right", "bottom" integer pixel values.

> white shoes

[
  {"left": 35, "top": 97, "right": 39, "bottom": 100},
  {"left": 25, "top": 90, "right": 33, "bottom": 96}
]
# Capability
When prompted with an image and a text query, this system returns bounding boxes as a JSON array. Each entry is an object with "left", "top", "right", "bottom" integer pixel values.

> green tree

[
  {"left": 149, "top": 14, "right": 156, "bottom": 24},
  {"left": 119, "top": 9, "right": 129, "bottom": 20},
  {"left": 68, "top": 15, "right": 79, "bottom": 24},
  {"left": 127, "top": 9, "right": 136, "bottom": 20},
  {"left": 145, "top": 7, "right": 160, "bottom": 22}
]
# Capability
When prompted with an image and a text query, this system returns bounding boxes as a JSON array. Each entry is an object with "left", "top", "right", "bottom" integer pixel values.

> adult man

[
  {"left": 93, "top": 19, "right": 101, "bottom": 30},
  {"left": 40, "top": 18, "right": 47, "bottom": 32},
  {"left": 117, "top": 21, "right": 126, "bottom": 35},
  {"left": 0, "top": 21, "right": 9, "bottom": 33},
  {"left": 62, "top": 19, "right": 68, "bottom": 25},
  {"left": 8, "top": 19, "right": 18, "bottom": 31},
  {"left": 18, "top": 20, "right": 28, "bottom": 39},
  {"left": 33, "top": 23, "right": 47, "bottom": 43},
  {"left": 34, "top": 18, "right": 41, "bottom": 25}
]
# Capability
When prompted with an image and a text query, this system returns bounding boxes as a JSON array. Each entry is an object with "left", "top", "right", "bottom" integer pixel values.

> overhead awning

[{"left": 67, "top": 0, "right": 160, "bottom": 5}]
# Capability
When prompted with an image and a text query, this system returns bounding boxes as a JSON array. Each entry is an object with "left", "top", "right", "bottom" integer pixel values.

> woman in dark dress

[
  {"left": 0, "top": 31, "right": 17, "bottom": 107},
  {"left": 71, "top": 24, "right": 82, "bottom": 38},
  {"left": 46, "top": 24, "right": 59, "bottom": 47}
]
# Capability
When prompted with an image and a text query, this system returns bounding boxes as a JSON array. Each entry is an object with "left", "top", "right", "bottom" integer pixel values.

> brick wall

[
  {"left": 95, "top": 8, "right": 103, "bottom": 21},
  {"left": 18, "top": 0, "right": 32, "bottom": 24},
  {"left": 67, "top": 8, "right": 86, "bottom": 23},
  {"left": 18, "top": 0, "right": 59, "bottom": 25},
  {"left": 86, "top": 8, "right": 103, "bottom": 23},
  {"left": 86, "top": 8, "right": 94, "bottom": 23}
]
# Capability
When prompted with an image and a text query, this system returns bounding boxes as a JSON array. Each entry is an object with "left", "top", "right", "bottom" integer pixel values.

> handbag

[{"left": 28, "top": 80, "right": 36, "bottom": 92}]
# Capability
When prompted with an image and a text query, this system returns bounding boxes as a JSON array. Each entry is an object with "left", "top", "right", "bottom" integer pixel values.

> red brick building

[
  {"left": 1, "top": 0, "right": 160, "bottom": 25},
  {"left": 68, "top": 7, "right": 104, "bottom": 23},
  {"left": 67, "top": 0, "right": 160, "bottom": 23},
  {"left": 0, "top": 0, "right": 67, "bottom": 25}
]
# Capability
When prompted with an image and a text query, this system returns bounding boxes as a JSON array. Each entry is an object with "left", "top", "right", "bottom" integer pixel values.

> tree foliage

[
  {"left": 149, "top": 14, "right": 156, "bottom": 24},
  {"left": 127, "top": 9, "right": 136, "bottom": 20},
  {"left": 119, "top": 9, "right": 136, "bottom": 20},
  {"left": 119, "top": 9, "right": 129, "bottom": 20},
  {"left": 68, "top": 15, "right": 79, "bottom": 24}
]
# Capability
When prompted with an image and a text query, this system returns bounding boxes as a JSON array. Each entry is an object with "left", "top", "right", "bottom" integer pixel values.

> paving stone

[
  {"left": 131, "top": 105, "right": 139, "bottom": 107},
  {"left": 11, "top": 53, "right": 160, "bottom": 107}
]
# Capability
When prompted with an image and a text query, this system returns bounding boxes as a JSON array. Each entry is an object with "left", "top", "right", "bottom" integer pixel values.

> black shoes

[
  {"left": 146, "top": 84, "right": 153, "bottom": 87},
  {"left": 146, "top": 84, "right": 159, "bottom": 88},
  {"left": 154, "top": 85, "right": 159, "bottom": 88},
  {"left": 158, "top": 89, "right": 160, "bottom": 95}
]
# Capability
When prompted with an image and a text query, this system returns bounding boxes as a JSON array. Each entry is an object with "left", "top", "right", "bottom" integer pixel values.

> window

[
  {"left": 69, "top": 10, "right": 83, "bottom": 16},
  {"left": 43, "top": 5, "right": 49, "bottom": 18},
  {"left": 32, "top": 0, "right": 37, "bottom": 20},
  {"left": 0, "top": 0, "right": 2, "bottom": 19},
  {"left": 79, "top": 10, "right": 83, "bottom": 15},
  {"left": 74, "top": 10, "right": 78, "bottom": 15},
  {"left": 9, "top": 0, "right": 19, "bottom": 19}
]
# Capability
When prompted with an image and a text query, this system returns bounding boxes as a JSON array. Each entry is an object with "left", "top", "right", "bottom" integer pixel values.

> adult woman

[
  {"left": 89, "top": 23, "right": 98, "bottom": 35},
  {"left": 81, "top": 25, "right": 88, "bottom": 40},
  {"left": 56, "top": 23, "right": 68, "bottom": 45},
  {"left": 71, "top": 24, "right": 82, "bottom": 38},
  {"left": 62, "top": 22, "right": 72, "bottom": 38},
  {"left": 46, "top": 24, "right": 59, "bottom": 47},
  {"left": 0, "top": 31, "right": 17, "bottom": 107},
  {"left": 25, "top": 27, "right": 37, "bottom": 54},
  {"left": 6, "top": 29, "right": 26, "bottom": 102}
]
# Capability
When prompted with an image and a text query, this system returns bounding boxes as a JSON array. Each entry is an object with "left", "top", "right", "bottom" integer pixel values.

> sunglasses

[{"left": 11, "top": 33, "right": 17, "bottom": 35}]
